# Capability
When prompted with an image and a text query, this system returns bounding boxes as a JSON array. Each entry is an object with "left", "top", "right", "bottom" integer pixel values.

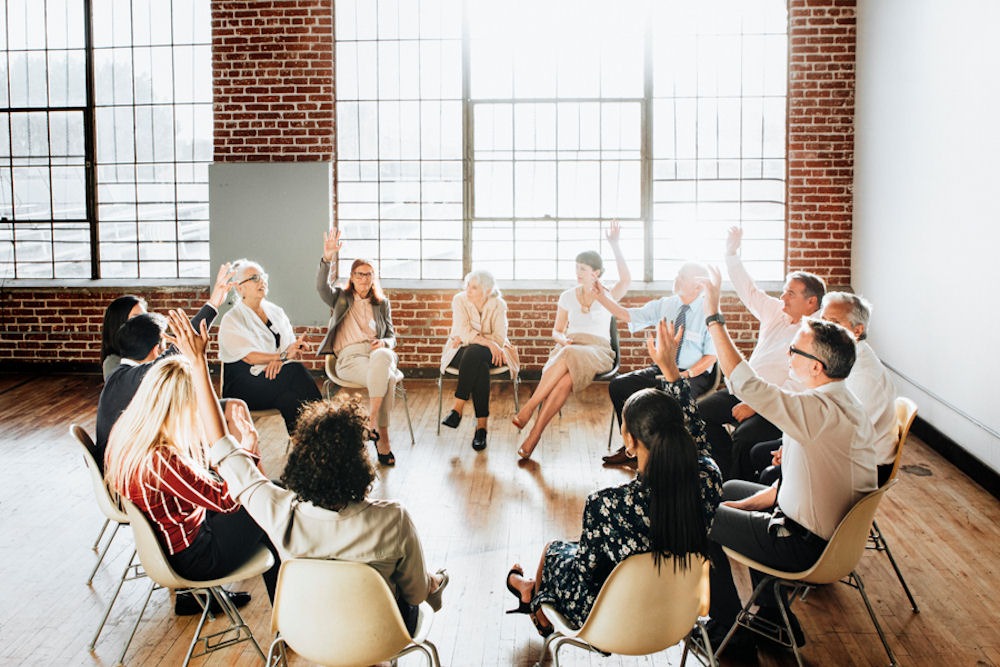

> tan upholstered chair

[
  {"left": 536, "top": 554, "right": 715, "bottom": 667},
  {"left": 266, "top": 558, "right": 440, "bottom": 667}
]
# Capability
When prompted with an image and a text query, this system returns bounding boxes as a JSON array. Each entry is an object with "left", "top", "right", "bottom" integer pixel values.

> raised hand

[
  {"left": 323, "top": 228, "right": 343, "bottom": 262},
  {"left": 645, "top": 318, "right": 682, "bottom": 381},
  {"left": 229, "top": 401, "right": 261, "bottom": 456},
  {"left": 697, "top": 265, "right": 723, "bottom": 315},
  {"left": 605, "top": 219, "right": 621, "bottom": 245},
  {"left": 164, "top": 309, "right": 209, "bottom": 361},
  {"left": 725, "top": 226, "right": 743, "bottom": 256},
  {"left": 209, "top": 262, "right": 236, "bottom": 308}
]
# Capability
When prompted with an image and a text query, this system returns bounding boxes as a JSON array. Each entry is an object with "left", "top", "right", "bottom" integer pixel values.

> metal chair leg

[
  {"left": 436, "top": 374, "right": 444, "bottom": 435},
  {"left": 870, "top": 519, "right": 919, "bottom": 612},
  {"left": 87, "top": 521, "right": 122, "bottom": 585},
  {"left": 90, "top": 549, "right": 142, "bottom": 650},
  {"left": 92, "top": 518, "right": 111, "bottom": 550},
  {"left": 848, "top": 571, "right": 899, "bottom": 666},
  {"left": 398, "top": 382, "right": 416, "bottom": 445}
]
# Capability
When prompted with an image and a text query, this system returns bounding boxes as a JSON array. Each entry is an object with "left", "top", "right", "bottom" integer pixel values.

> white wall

[{"left": 853, "top": 0, "right": 1000, "bottom": 472}]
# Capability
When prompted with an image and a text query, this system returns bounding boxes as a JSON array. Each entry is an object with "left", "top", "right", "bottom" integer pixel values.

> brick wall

[
  {"left": 212, "top": 0, "right": 335, "bottom": 160},
  {"left": 0, "top": 0, "right": 856, "bottom": 373}
]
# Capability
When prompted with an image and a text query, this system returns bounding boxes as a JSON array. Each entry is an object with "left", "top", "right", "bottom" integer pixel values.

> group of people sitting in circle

[{"left": 94, "top": 222, "right": 897, "bottom": 657}]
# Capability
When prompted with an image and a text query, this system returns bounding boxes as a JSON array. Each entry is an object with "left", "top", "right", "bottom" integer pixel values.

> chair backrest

[
  {"left": 799, "top": 481, "right": 896, "bottom": 585},
  {"left": 593, "top": 316, "right": 621, "bottom": 381},
  {"left": 123, "top": 499, "right": 198, "bottom": 589},
  {"left": 575, "top": 553, "right": 709, "bottom": 656},
  {"left": 887, "top": 397, "right": 918, "bottom": 482},
  {"left": 270, "top": 559, "right": 413, "bottom": 667},
  {"left": 70, "top": 424, "right": 128, "bottom": 524}
]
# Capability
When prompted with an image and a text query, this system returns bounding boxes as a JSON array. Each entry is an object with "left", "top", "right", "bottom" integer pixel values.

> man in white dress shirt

[
  {"left": 696, "top": 267, "right": 877, "bottom": 654},
  {"left": 697, "top": 226, "right": 825, "bottom": 480},
  {"left": 754, "top": 292, "right": 898, "bottom": 487}
]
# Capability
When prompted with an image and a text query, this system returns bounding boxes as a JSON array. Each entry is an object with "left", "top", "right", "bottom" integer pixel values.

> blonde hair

[{"left": 104, "top": 356, "right": 211, "bottom": 498}]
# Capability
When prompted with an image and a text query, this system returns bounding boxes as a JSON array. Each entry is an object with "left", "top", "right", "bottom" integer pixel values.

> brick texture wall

[{"left": 0, "top": 0, "right": 855, "bottom": 374}]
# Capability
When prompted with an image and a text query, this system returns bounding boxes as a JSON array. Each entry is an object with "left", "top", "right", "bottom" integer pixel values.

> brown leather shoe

[{"left": 602, "top": 446, "right": 637, "bottom": 468}]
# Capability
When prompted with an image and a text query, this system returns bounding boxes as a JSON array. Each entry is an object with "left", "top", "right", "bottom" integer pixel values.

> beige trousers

[{"left": 334, "top": 342, "right": 399, "bottom": 428}]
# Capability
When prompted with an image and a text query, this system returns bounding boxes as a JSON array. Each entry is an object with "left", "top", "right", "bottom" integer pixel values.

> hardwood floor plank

[{"left": 1, "top": 374, "right": 998, "bottom": 666}]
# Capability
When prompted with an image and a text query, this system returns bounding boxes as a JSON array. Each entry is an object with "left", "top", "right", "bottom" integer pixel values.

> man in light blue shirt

[{"left": 594, "top": 262, "right": 718, "bottom": 466}]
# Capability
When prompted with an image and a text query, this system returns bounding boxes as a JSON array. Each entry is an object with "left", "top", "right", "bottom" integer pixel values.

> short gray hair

[
  {"left": 803, "top": 318, "right": 856, "bottom": 380},
  {"left": 464, "top": 269, "right": 500, "bottom": 299},
  {"left": 822, "top": 291, "right": 872, "bottom": 333}
]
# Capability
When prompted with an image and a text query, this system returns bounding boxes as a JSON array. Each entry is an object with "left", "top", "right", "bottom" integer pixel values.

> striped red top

[{"left": 128, "top": 449, "right": 240, "bottom": 555}]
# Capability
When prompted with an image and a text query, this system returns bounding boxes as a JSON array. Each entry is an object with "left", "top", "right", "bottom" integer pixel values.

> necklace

[{"left": 577, "top": 285, "right": 595, "bottom": 314}]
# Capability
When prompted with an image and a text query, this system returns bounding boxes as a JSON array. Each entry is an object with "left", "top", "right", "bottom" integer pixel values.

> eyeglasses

[
  {"left": 239, "top": 272, "right": 268, "bottom": 285},
  {"left": 788, "top": 344, "right": 827, "bottom": 369},
  {"left": 352, "top": 270, "right": 374, "bottom": 279}
]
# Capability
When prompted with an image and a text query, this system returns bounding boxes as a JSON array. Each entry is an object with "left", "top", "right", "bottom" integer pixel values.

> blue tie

[{"left": 673, "top": 304, "right": 689, "bottom": 364}]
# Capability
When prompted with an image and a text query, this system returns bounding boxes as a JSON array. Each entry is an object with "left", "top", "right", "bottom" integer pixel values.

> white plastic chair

[
  {"left": 122, "top": 500, "right": 274, "bottom": 667},
  {"left": 70, "top": 424, "right": 146, "bottom": 652},
  {"left": 266, "top": 558, "right": 440, "bottom": 667},
  {"left": 716, "top": 482, "right": 899, "bottom": 667},
  {"left": 324, "top": 354, "right": 415, "bottom": 445},
  {"left": 536, "top": 554, "right": 715, "bottom": 667}
]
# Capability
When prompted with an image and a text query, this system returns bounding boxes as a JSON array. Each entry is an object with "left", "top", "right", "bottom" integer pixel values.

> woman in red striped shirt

[{"left": 105, "top": 345, "right": 280, "bottom": 602}]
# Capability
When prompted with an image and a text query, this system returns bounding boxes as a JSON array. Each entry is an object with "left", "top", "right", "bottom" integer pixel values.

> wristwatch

[
  {"left": 279, "top": 350, "right": 288, "bottom": 362},
  {"left": 705, "top": 313, "right": 726, "bottom": 328}
]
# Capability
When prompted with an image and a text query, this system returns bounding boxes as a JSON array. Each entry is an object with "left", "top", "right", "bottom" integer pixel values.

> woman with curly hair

[
  {"left": 506, "top": 319, "right": 722, "bottom": 636},
  {"left": 200, "top": 342, "right": 446, "bottom": 632}
]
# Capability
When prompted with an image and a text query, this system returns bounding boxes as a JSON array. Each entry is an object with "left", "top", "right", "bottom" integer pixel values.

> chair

[
  {"left": 70, "top": 424, "right": 146, "bottom": 652},
  {"left": 436, "top": 353, "right": 520, "bottom": 435},
  {"left": 715, "top": 481, "right": 900, "bottom": 667},
  {"left": 265, "top": 558, "right": 441, "bottom": 667},
  {"left": 324, "top": 354, "right": 416, "bottom": 445},
  {"left": 867, "top": 396, "right": 919, "bottom": 611},
  {"left": 536, "top": 554, "right": 715, "bottom": 667},
  {"left": 122, "top": 500, "right": 274, "bottom": 667}
]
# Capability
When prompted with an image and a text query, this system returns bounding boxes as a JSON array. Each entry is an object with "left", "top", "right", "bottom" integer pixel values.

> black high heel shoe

[
  {"left": 370, "top": 429, "right": 395, "bottom": 466},
  {"left": 505, "top": 566, "right": 531, "bottom": 614}
]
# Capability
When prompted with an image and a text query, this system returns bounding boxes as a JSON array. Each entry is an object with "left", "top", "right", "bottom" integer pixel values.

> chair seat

[
  {"left": 169, "top": 544, "right": 275, "bottom": 590},
  {"left": 442, "top": 364, "right": 512, "bottom": 377}
]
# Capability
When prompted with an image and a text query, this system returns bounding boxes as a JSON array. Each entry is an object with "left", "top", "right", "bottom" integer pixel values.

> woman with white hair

[
  {"left": 218, "top": 259, "right": 322, "bottom": 433},
  {"left": 440, "top": 269, "right": 518, "bottom": 451}
]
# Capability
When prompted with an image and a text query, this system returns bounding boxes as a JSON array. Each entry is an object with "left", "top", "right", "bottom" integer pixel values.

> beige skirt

[{"left": 542, "top": 333, "right": 614, "bottom": 394}]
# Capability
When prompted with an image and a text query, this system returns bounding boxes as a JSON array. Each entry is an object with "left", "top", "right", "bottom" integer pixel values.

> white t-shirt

[{"left": 558, "top": 287, "right": 613, "bottom": 341}]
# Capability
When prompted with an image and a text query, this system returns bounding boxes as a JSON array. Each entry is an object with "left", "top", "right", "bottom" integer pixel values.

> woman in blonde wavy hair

[{"left": 105, "top": 326, "right": 280, "bottom": 603}]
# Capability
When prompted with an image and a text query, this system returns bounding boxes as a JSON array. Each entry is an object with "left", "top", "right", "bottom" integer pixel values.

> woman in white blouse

[
  {"left": 511, "top": 223, "right": 631, "bottom": 459},
  {"left": 218, "top": 259, "right": 322, "bottom": 433},
  {"left": 440, "top": 270, "right": 519, "bottom": 451}
]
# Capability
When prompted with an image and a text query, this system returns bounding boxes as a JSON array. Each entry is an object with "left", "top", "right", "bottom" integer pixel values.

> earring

[{"left": 625, "top": 448, "right": 636, "bottom": 459}]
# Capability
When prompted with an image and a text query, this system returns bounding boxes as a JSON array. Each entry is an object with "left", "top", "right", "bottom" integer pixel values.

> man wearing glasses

[
  {"left": 697, "top": 226, "right": 826, "bottom": 480},
  {"left": 693, "top": 267, "right": 877, "bottom": 655}
]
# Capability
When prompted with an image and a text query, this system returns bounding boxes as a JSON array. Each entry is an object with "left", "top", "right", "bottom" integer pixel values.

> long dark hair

[
  {"left": 623, "top": 388, "right": 709, "bottom": 570},
  {"left": 101, "top": 295, "right": 146, "bottom": 362}
]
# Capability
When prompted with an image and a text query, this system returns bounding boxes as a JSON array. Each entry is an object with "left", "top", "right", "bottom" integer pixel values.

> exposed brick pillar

[
  {"left": 786, "top": 0, "right": 857, "bottom": 289},
  {"left": 212, "top": 0, "right": 335, "bottom": 161}
]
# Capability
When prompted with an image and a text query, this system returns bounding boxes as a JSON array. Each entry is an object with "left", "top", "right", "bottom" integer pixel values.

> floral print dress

[{"left": 531, "top": 378, "right": 723, "bottom": 628}]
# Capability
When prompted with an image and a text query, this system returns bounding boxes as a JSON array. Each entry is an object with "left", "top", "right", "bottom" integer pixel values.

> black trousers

[
  {"left": 751, "top": 438, "right": 783, "bottom": 486},
  {"left": 169, "top": 507, "right": 281, "bottom": 603},
  {"left": 609, "top": 364, "right": 716, "bottom": 426},
  {"left": 696, "top": 388, "right": 782, "bottom": 481},
  {"left": 449, "top": 345, "right": 498, "bottom": 418},
  {"left": 707, "top": 480, "right": 827, "bottom": 629},
  {"left": 223, "top": 360, "right": 322, "bottom": 433}
]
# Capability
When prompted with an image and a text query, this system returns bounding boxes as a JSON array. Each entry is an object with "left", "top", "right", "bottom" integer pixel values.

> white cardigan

[{"left": 218, "top": 299, "right": 295, "bottom": 376}]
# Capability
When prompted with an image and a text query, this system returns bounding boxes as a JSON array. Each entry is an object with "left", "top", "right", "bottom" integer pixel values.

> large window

[
  {"left": 336, "top": 0, "right": 788, "bottom": 283},
  {"left": 0, "top": 0, "right": 211, "bottom": 280}
]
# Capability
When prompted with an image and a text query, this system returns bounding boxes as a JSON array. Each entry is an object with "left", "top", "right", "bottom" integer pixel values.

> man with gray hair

[{"left": 593, "top": 261, "right": 718, "bottom": 467}]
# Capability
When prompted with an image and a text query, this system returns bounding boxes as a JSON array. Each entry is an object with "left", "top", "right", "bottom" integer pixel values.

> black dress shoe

[
  {"left": 602, "top": 446, "right": 637, "bottom": 468},
  {"left": 175, "top": 590, "right": 251, "bottom": 616},
  {"left": 472, "top": 428, "right": 487, "bottom": 451},
  {"left": 442, "top": 410, "right": 461, "bottom": 429}
]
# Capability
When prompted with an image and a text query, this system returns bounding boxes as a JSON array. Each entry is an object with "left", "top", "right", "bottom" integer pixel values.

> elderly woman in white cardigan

[
  {"left": 218, "top": 259, "right": 321, "bottom": 432},
  {"left": 440, "top": 270, "right": 519, "bottom": 451}
]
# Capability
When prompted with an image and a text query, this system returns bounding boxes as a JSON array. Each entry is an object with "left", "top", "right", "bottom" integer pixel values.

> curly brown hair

[{"left": 280, "top": 398, "right": 375, "bottom": 511}]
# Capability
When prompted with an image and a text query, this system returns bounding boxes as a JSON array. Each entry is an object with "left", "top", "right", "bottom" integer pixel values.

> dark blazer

[
  {"left": 95, "top": 303, "right": 218, "bottom": 471},
  {"left": 315, "top": 258, "right": 396, "bottom": 356}
]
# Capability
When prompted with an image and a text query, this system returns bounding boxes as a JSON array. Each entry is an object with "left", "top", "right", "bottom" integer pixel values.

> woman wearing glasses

[
  {"left": 316, "top": 229, "right": 401, "bottom": 466},
  {"left": 218, "top": 259, "right": 322, "bottom": 433}
]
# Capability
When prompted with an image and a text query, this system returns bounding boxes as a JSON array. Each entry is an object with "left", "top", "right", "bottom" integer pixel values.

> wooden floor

[{"left": 1, "top": 372, "right": 999, "bottom": 667}]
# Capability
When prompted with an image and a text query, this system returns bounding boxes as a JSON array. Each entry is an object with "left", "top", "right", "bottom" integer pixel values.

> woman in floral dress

[{"left": 506, "top": 319, "right": 723, "bottom": 633}]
